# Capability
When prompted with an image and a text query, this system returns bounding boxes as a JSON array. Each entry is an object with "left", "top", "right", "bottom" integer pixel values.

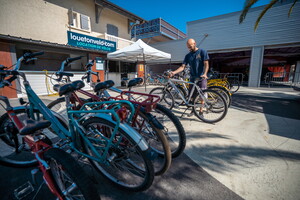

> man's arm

[
  {"left": 170, "top": 64, "right": 186, "bottom": 77},
  {"left": 201, "top": 60, "right": 209, "bottom": 79}
]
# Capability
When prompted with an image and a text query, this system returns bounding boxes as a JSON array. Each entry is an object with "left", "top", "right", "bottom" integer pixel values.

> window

[
  {"left": 80, "top": 14, "right": 89, "bottom": 30},
  {"left": 71, "top": 13, "right": 78, "bottom": 27},
  {"left": 108, "top": 61, "right": 119, "bottom": 72},
  {"left": 69, "top": 10, "right": 90, "bottom": 31},
  {"left": 107, "top": 24, "right": 118, "bottom": 37},
  {"left": 121, "top": 62, "right": 136, "bottom": 73}
]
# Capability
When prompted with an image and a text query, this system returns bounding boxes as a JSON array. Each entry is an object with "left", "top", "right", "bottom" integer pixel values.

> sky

[{"left": 109, "top": 0, "right": 271, "bottom": 33}]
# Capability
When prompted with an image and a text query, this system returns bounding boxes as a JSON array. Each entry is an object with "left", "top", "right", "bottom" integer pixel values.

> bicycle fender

[
  {"left": 11, "top": 106, "right": 68, "bottom": 127},
  {"left": 139, "top": 107, "right": 164, "bottom": 130},
  {"left": 81, "top": 113, "right": 149, "bottom": 151}
]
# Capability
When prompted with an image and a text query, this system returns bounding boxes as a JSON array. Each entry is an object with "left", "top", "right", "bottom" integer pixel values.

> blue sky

[{"left": 109, "top": 0, "right": 271, "bottom": 33}]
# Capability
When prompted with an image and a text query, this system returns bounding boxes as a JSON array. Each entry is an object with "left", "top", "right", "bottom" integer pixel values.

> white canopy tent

[
  {"left": 107, "top": 39, "right": 171, "bottom": 90},
  {"left": 107, "top": 39, "right": 171, "bottom": 62}
]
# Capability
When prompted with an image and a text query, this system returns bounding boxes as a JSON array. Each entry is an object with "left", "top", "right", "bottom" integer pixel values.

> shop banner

[{"left": 67, "top": 31, "right": 116, "bottom": 52}]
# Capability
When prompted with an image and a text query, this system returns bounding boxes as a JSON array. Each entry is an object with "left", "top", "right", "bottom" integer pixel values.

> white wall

[{"left": 151, "top": 1, "right": 300, "bottom": 62}]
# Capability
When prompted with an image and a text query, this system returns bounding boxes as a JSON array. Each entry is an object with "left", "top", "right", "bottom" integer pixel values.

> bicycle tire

[
  {"left": 150, "top": 104, "right": 186, "bottom": 158},
  {"left": 44, "top": 148, "right": 100, "bottom": 200},
  {"left": 136, "top": 110, "right": 171, "bottom": 176},
  {"left": 208, "top": 85, "right": 232, "bottom": 107},
  {"left": 149, "top": 87, "right": 174, "bottom": 110},
  {"left": 82, "top": 117, "right": 154, "bottom": 192},
  {"left": 0, "top": 109, "right": 58, "bottom": 168},
  {"left": 193, "top": 89, "right": 228, "bottom": 123},
  {"left": 47, "top": 97, "right": 89, "bottom": 119},
  {"left": 228, "top": 79, "right": 240, "bottom": 93}
]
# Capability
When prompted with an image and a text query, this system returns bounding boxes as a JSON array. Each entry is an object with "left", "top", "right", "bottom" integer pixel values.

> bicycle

[
  {"left": 208, "top": 70, "right": 241, "bottom": 93},
  {"left": 0, "top": 52, "right": 154, "bottom": 192},
  {"left": 0, "top": 70, "right": 99, "bottom": 199},
  {"left": 107, "top": 79, "right": 186, "bottom": 158},
  {"left": 150, "top": 72, "right": 228, "bottom": 123},
  {"left": 167, "top": 75, "right": 232, "bottom": 108},
  {"left": 82, "top": 64, "right": 186, "bottom": 158},
  {"left": 47, "top": 60, "right": 171, "bottom": 176}
]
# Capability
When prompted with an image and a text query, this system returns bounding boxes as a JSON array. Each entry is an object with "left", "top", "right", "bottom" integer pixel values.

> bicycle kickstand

[{"left": 180, "top": 107, "right": 193, "bottom": 118}]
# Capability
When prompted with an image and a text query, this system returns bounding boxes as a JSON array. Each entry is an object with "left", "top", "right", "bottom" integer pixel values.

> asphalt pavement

[{"left": 0, "top": 86, "right": 299, "bottom": 200}]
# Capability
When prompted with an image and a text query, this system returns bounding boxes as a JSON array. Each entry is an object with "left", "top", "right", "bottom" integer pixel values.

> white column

[{"left": 248, "top": 46, "right": 264, "bottom": 87}]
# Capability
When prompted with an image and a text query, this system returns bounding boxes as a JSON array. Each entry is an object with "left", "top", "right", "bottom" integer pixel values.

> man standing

[
  {"left": 170, "top": 39, "right": 209, "bottom": 114},
  {"left": 170, "top": 38, "right": 209, "bottom": 87}
]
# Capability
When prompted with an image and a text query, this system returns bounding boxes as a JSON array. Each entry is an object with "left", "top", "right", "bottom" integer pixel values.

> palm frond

[
  {"left": 254, "top": 0, "right": 278, "bottom": 31},
  {"left": 288, "top": 0, "right": 298, "bottom": 17},
  {"left": 239, "top": 0, "right": 260, "bottom": 24}
]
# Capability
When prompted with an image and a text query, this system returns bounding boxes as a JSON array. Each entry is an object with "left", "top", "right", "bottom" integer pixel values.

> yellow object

[{"left": 43, "top": 70, "right": 58, "bottom": 96}]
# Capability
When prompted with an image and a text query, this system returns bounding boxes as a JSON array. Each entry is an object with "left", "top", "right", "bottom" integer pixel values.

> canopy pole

[{"left": 143, "top": 54, "right": 146, "bottom": 92}]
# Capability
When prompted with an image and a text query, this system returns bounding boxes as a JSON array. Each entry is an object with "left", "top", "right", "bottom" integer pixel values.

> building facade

[
  {"left": 0, "top": 0, "right": 145, "bottom": 97},
  {"left": 151, "top": 1, "right": 300, "bottom": 87}
]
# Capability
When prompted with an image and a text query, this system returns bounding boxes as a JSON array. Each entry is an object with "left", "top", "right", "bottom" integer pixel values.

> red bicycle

[
  {"left": 0, "top": 55, "right": 99, "bottom": 200},
  {"left": 47, "top": 59, "right": 171, "bottom": 176}
]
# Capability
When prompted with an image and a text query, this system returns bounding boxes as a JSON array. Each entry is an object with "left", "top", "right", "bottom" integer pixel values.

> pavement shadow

[
  {"left": 231, "top": 93, "right": 300, "bottom": 120},
  {"left": 231, "top": 93, "right": 300, "bottom": 140},
  {"left": 185, "top": 144, "right": 300, "bottom": 173},
  {"left": 0, "top": 153, "right": 243, "bottom": 200},
  {"left": 85, "top": 153, "right": 243, "bottom": 200}
]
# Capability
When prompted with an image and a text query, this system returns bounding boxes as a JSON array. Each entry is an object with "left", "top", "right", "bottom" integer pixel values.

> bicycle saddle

[
  {"left": 128, "top": 78, "right": 143, "bottom": 88},
  {"left": 53, "top": 80, "right": 85, "bottom": 96},
  {"left": 93, "top": 80, "right": 115, "bottom": 92},
  {"left": 20, "top": 119, "right": 51, "bottom": 135}
]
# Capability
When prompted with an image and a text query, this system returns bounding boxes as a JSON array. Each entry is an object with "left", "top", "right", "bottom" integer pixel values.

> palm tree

[{"left": 239, "top": 0, "right": 298, "bottom": 31}]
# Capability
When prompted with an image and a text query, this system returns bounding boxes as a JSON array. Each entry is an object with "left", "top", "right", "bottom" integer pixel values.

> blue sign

[{"left": 67, "top": 31, "right": 116, "bottom": 52}]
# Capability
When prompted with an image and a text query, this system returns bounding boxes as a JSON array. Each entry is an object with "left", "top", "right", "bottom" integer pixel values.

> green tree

[{"left": 239, "top": 0, "right": 298, "bottom": 31}]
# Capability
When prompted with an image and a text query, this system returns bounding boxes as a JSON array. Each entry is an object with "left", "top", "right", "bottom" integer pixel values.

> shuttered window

[
  {"left": 107, "top": 24, "right": 118, "bottom": 37},
  {"left": 80, "top": 14, "right": 90, "bottom": 30}
]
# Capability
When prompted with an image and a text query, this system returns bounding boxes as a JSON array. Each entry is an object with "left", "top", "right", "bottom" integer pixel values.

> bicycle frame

[
  {"left": 17, "top": 71, "right": 147, "bottom": 165},
  {"left": 58, "top": 87, "right": 161, "bottom": 134},
  {"left": 166, "top": 78, "right": 210, "bottom": 107},
  {"left": 23, "top": 135, "right": 64, "bottom": 199}
]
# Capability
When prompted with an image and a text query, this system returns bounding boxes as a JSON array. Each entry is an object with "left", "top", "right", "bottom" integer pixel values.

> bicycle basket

[{"left": 112, "top": 91, "right": 160, "bottom": 113}]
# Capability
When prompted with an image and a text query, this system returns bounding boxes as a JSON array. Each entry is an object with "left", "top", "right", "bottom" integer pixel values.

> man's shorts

[{"left": 188, "top": 79, "right": 207, "bottom": 99}]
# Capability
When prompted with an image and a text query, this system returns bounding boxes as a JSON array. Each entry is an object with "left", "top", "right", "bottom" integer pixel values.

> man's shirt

[{"left": 183, "top": 49, "right": 209, "bottom": 82}]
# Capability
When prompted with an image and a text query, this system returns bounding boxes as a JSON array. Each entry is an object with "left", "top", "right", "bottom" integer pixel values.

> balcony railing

[
  {"left": 104, "top": 33, "right": 134, "bottom": 49},
  {"left": 131, "top": 18, "right": 186, "bottom": 40}
]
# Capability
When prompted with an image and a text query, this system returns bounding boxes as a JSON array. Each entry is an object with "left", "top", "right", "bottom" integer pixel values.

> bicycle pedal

[{"left": 13, "top": 181, "right": 34, "bottom": 200}]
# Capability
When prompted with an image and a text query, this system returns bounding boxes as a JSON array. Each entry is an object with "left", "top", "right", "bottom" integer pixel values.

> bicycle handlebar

[
  {"left": 56, "top": 56, "right": 83, "bottom": 81},
  {"left": 0, "top": 51, "right": 44, "bottom": 88}
]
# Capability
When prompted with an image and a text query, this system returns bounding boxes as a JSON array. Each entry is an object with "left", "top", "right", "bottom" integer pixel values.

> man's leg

[{"left": 198, "top": 79, "right": 207, "bottom": 113}]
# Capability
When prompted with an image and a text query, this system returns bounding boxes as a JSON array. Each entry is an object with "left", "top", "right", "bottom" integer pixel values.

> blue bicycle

[{"left": 0, "top": 52, "right": 154, "bottom": 191}]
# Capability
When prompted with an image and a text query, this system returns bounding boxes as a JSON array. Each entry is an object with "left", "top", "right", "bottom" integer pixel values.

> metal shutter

[{"left": 80, "top": 14, "right": 90, "bottom": 30}]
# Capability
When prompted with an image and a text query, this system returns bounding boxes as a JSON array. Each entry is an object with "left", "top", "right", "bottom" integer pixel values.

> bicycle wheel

[
  {"left": 0, "top": 109, "right": 59, "bottom": 168},
  {"left": 150, "top": 104, "right": 186, "bottom": 158},
  {"left": 82, "top": 117, "right": 154, "bottom": 192},
  {"left": 135, "top": 110, "right": 171, "bottom": 176},
  {"left": 228, "top": 78, "right": 240, "bottom": 93},
  {"left": 208, "top": 86, "right": 232, "bottom": 107},
  {"left": 193, "top": 89, "right": 228, "bottom": 123},
  {"left": 47, "top": 97, "right": 89, "bottom": 120},
  {"left": 149, "top": 87, "right": 174, "bottom": 110},
  {"left": 44, "top": 148, "right": 100, "bottom": 200}
]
